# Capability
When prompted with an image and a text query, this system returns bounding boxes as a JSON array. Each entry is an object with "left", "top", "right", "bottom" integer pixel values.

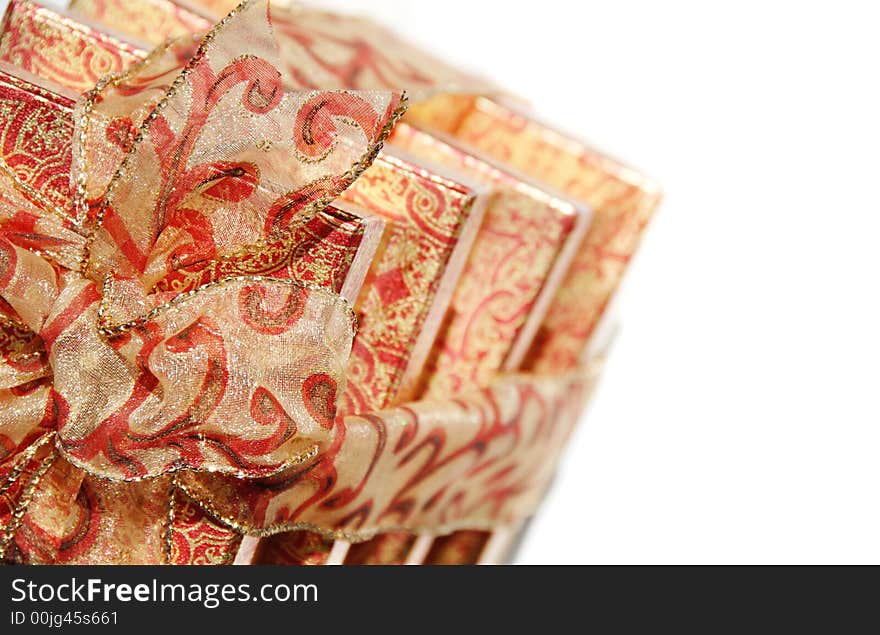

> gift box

[
  {"left": 0, "top": 0, "right": 145, "bottom": 92},
  {"left": 339, "top": 150, "right": 487, "bottom": 413},
  {"left": 408, "top": 95, "right": 663, "bottom": 371},
  {"left": 69, "top": 0, "right": 214, "bottom": 46},
  {"left": 0, "top": 0, "right": 657, "bottom": 566},
  {"left": 388, "top": 122, "right": 591, "bottom": 398}
]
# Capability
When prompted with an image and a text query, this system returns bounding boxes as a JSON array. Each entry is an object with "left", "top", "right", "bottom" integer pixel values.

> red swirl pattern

[
  {"left": 175, "top": 367, "right": 599, "bottom": 537},
  {"left": 340, "top": 153, "right": 483, "bottom": 414},
  {"left": 0, "top": 0, "right": 404, "bottom": 563},
  {"left": 0, "top": 0, "right": 145, "bottom": 92}
]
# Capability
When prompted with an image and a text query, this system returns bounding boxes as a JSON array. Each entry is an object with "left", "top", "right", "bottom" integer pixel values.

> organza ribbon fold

[
  {"left": 175, "top": 363, "right": 600, "bottom": 539},
  {"left": 0, "top": 0, "right": 401, "bottom": 562}
]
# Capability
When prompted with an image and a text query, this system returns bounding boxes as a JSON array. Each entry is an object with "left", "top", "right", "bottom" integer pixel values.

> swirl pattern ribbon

[
  {"left": 0, "top": 0, "right": 598, "bottom": 564},
  {"left": 0, "top": 0, "right": 402, "bottom": 561}
]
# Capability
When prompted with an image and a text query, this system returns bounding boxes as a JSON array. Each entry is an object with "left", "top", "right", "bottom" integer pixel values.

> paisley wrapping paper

[
  {"left": 408, "top": 95, "right": 663, "bottom": 371},
  {"left": 167, "top": 490, "right": 243, "bottom": 565},
  {"left": 388, "top": 122, "right": 590, "bottom": 398},
  {"left": 69, "top": 0, "right": 215, "bottom": 46},
  {"left": 74, "top": 0, "right": 490, "bottom": 98},
  {"left": 0, "top": 0, "right": 146, "bottom": 92},
  {"left": 0, "top": 63, "right": 75, "bottom": 212},
  {"left": 340, "top": 151, "right": 485, "bottom": 412}
]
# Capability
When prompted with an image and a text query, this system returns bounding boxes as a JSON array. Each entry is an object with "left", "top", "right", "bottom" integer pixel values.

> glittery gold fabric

[
  {"left": 174, "top": 363, "right": 601, "bottom": 538},
  {"left": 0, "top": 0, "right": 404, "bottom": 563}
]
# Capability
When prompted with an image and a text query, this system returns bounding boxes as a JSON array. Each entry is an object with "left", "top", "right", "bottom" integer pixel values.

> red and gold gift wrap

[
  {"left": 340, "top": 150, "right": 486, "bottom": 412},
  {"left": 0, "top": 0, "right": 660, "bottom": 565},
  {"left": 408, "top": 95, "right": 663, "bottom": 371},
  {"left": 0, "top": 0, "right": 145, "bottom": 92},
  {"left": 388, "top": 122, "right": 591, "bottom": 398}
]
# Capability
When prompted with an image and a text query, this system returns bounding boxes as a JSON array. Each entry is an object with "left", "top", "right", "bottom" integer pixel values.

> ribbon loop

[{"left": 48, "top": 276, "right": 352, "bottom": 481}]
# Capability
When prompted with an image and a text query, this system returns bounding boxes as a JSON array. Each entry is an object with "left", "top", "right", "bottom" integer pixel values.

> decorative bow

[
  {"left": 0, "top": 0, "right": 598, "bottom": 565},
  {"left": 0, "top": 0, "right": 404, "bottom": 562}
]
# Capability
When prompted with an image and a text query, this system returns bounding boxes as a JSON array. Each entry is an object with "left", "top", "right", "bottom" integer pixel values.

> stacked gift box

[{"left": 0, "top": 0, "right": 660, "bottom": 564}]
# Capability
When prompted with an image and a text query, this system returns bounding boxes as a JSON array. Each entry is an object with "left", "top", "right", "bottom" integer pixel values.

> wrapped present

[
  {"left": 0, "top": 0, "right": 658, "bottom": 566},
  {"left": 408, "top": 95, "right": 663, "bottom": 371},
  {"left": 0, "top": 0, "right": 146, "bottom": 92},
  {"left": 1, "top": 1, "right": 490, "bottom": 417},
  {"left": 340, "top": 150, "right": 486, "bottom": 412},
  {"left": 69, "top": 0, "right": 214, "bottom": 45},
  {"left": 388, "top": 122, "right": 591, "bottom": 398}
]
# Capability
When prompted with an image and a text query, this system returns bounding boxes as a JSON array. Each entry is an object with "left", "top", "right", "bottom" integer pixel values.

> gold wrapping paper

[
  {"left": 388, "top": 122, "right": 590, "bottom": 397},
  {"left": 0, "top": 0, "right": 147, "bottom": 92},
  {"left": 409, "top": 95, "right": 662, "bottom": 370}
]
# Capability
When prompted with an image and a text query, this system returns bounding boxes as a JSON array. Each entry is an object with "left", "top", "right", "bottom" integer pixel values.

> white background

[{"left": 24, "top": 0, "right": 880, "bottom": 563}]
